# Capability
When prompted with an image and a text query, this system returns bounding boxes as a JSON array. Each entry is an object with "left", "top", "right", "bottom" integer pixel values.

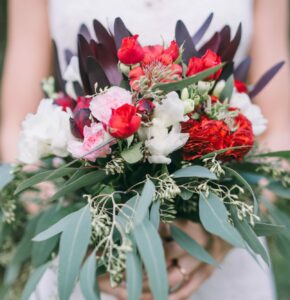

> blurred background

[{"left": 0, "top": 0, "right": 289, "bottom": 299}]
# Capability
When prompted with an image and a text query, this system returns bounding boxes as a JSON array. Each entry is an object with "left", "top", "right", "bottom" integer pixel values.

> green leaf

[
  {"left": 21, "top": 263, "right": 50, "bottom": 300},
  {"left": 224, "top": 166, "right": 259, "bottom": 214},
  {"left": 50, "top": 170, "right": 106, "bottom": 201},
  {"left": 126, "top": 244, "right": 143, "bottom": 300},
  {"left": 150, "top": 201, "right": 160, "bottom": 229},
  {"left": 134, "top": 179, "right": 156, "bottom": 225},
  {"left": 172, "top": 166, "right": 217, "bottom": 180},
  {"left": 32, "top": 207, "right": 70, "bottom": 267},
  {"left": 253, "top": 222, "right": 285, "bottom": 237},
  {"left": 200, "top": 145, "right": 251, "bottom": 160},
  {"left": 15, "top": 168, "right": 77, "bottom": 194},
  {"left": 171, "top": 225, "right": 218, "bottom": 266},
  {"left": 267, "top": 181, "right": 290, "bottom": 200},
  {"left": 199, "top": 192, "right": 244, "bottom": 247},
  {"left": 133, "top": 219, "right": 168, "bottom": 300},
  {"left": 0, "top": 164, "right": 14, "bottom": 189},
  {"left": 220, "top": 74, "right": 234, "bottom": 101},
  {"left": 254, "top": 150, "right": 290, "bottom": 160},
  {"left": 121, "top": 142, "right": 143, "bottom": 164},
  {"left": 80, "top": 250, "right": 100, "bottom": 300},
  {"left": 152, "top": 64, "right": 224, "bottom": 93},
  {"left": 230, "top": 207, "right": 270, "bottom": 265},
  {"left": 58, "top": 205, "right": 92, "bottom": 300},
  {"left": 180, "top": 188, "right": 193, "bottom": 200}
]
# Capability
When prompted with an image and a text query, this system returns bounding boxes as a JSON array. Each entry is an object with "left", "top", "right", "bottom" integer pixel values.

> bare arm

[
  {"left": 0, "top": 0, "right": 52, "bottom": 162},
  {"left": 250, "top": 0, "right": 290, "bottom": 150}
]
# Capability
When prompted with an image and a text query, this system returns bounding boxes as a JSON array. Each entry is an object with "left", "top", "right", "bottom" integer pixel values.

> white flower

[
  {"left": 153, "top": 92, "right": 188, "bottom": 127},
  {"left": 212, "top": 80, "right": 226, "bottom": 97},
  {"left": 18, "top": 99, "right": 73, "bottom": 164},
  {"left": 230, "top": 92, "right": 268, "bottom": 136},
  {"left": 63, "top": 56, "right": 82, "bottom": 99},
  {"left": 145, "top": 120, "right": 189, "bottom": 164}
]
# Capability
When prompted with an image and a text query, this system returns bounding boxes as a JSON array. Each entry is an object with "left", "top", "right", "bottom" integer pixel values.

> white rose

[
  {"left": 230, "top": 92, "right": 268, "bottom": 136},
  {"left": 18, "top": 99, "right": 73, "bottom": 164},
  {"left": 145, "top": 120, "right": 189, "bottom": 164}
]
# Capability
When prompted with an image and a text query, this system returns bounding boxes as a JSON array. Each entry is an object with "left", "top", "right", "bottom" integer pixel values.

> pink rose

[
  {"left": 68, "top": 123, "right": 112, "bottom": 162},
  {"left": 90, "top": 87, "right": 132, "bottom": 124}
]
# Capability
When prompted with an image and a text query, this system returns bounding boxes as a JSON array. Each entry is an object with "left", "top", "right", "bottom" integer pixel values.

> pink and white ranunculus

[
  {"left": 18, "top": 99, "right": 73, "bottom": 164},
  {"left": 90, "top": 87, "right": 132, "bottom": 124},
  {"left": 67, "top": 123, "right": 112, "bottom": 162}
]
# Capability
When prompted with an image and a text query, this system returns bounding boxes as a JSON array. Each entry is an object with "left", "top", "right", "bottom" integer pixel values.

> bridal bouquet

[{"left": 1, "top": 14, "right": 290, "bottom": 300}]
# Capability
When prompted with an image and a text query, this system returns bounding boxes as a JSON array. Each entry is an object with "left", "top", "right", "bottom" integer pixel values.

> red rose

[
  {"left": 186, "top": 49, "right": 222, "bottom": 80},
  {"left": 181, "top": 113, "right": 254, "bottom": 161},
  {"left": 54, "top": 93, "right": 76, "bottom": 111},
  {"left": 108, "top": 104, "right": 141, "bottom": 139},
  {"left": 163, "top": 41, "right": 179, "bottom": 61},
  {"left": 117, "top": 35, "right": 145, "bottom": 65},
  {"left": 234, "top": 80, "right": 248, "bottom": 93}
]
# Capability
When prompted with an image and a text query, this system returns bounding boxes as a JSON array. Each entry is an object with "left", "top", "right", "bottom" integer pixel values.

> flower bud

[
  {"left": 183, "top": 99, "right": 195, "bottom": 114},
  {"left": 181, "top": 88, "right": 190, "bottom": 100},
  {"left": 212, "top": 80, "right": 226, "bottom": 97},
  {"left": 119, "top": 63, "right": 131, "bottom": 76}
]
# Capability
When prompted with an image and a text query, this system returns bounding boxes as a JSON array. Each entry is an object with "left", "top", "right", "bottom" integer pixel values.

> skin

[{"left": 0, "top": 0, "right": 289, "bottom": 299}]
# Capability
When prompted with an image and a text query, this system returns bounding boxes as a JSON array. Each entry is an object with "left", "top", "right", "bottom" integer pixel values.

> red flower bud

[
  {"left": 186, "top": 49, "right": 222, "bottom": 80},
  {"left": 54, "top": 93, "right": 76, "bottom": 111},
  {"left": 137, "top": 99, "right": 155, "bottom": 117},
  {"left": 73, "top": 96, "right": 92, "bottom": 113},
  {"left": 70, "top": 108, "right": 91, "bottom": 139},
  {"left": 234, "top": 80, "right": 248, "bottom": 93},
  {"left": 117, "top": 35, "right": 144, "bottom": 65},
  {"left": 108, "top": 104, "right": 141, "bottom": 139}
]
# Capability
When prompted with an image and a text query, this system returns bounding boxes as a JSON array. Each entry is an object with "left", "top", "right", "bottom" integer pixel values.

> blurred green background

[{"left": 0, "top": 1, "right": 289, "bottom": 299}]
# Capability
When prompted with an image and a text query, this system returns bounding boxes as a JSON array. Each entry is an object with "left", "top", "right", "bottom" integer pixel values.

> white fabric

[{"left": 33, "top": 0, "right": 276, "bottom": 299}]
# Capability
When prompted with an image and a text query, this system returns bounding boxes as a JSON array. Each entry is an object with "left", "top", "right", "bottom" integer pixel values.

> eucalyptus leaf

[
  {"left": 80, "top": 250, "right": 100, "bottom": 300},
  {"left": 121, "top": 142, "right": 143, "bottom": 164},
  {"left": 230, "top": 207, "right": 270, "bottom": 265},
  {"left": 171, "top": 225, "right": 218, "bottom": 266},
  {"left": 253, "top": 222, "right": 285, "bottom": 237},
  {"left": 172, "top": 166, "right": 217, "bottom": 180},
  {"left": 199, "top": 192, "right": 244, "bottom": 247},
  {"left": 253, "top": 150, "right": 290, "bottom": 161},
  {"left": 15, "top": 168, "right": 77, "bottom": 194},
  {"left": 58, "top": 205, "right": 92, "bottom": 300},
  {"left": 152, "top": 64, "right": 224, "bottom": 93},
  {"left": 134, "top": 179, "right": 156, "bottom": 225},
  {"left": 267, "top": 182, "right": 290, "bottom": 200},
  {"left": 150, "top": 201, "right": 161, "bottom": 229},
  {"left": 0, "top": 164, "right": 14, "bottom": 189},
  {"left": 133, "top": 219, "right": 168, "bottom": 300},
  {"left": 126, "top": 245, "right": 143, "bottom": 300},
  {"left": 51, "top": 170, "right": 106, "bottom": 201},
  {"left": 20, "top": 263, "right": 50, "bottom": 300}
]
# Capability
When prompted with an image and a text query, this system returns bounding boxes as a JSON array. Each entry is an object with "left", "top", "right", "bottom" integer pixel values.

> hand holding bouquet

[{"left": 1, "top": 14, "right": 290, "bottom": 300}]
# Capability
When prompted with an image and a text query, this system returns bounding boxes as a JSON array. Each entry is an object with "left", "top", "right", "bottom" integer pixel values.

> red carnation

[
  {"left": 186, "top": 49, "right": 222, "bottom": 80},
  {"left": 234, "top": 80, "right": 248, "bottom": 93},
  {"left": 181, "top": 114, "right": 254, "bottom": 161},
  {"left": 108, "top": 104, "right": 141, "bottom": 139},
  {"left": 163, "top": 41, "right": 179, "bottom": 62},
  {"left": 117, "top": 35, "right": 145, "bottom": 65}
]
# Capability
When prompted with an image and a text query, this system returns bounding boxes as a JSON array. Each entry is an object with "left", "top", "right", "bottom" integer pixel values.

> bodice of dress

[{"left": 48, "top": 0, "right": 254, "bottom": 72}]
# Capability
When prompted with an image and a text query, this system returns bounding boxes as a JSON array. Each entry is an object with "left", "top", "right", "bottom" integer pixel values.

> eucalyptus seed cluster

[
  {"left": 105, "top": 156, "right": 125, "bottom": 175},
  {"left": 257, "top": 164, "right": 290, "bottom": 187},
  {"left": 203, "top": 155, "right": 225, "bottom": 177},
  {"left": 0, "top": 196, "right": 16, "bottom": 224}
]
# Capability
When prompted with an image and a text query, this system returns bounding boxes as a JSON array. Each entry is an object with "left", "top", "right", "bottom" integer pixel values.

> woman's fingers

[{"left": 98, "top": 275, "right": 128, "bottom": 300}]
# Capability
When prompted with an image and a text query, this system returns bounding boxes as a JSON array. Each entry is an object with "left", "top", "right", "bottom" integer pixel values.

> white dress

[{"left": 31, "top": 0, "right": 276, "bottom": 299}]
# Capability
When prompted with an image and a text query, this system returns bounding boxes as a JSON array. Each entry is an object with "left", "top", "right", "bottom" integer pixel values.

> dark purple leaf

[
  {"left": 198, "top": 32, "right": 221, "bottom": 55},
  {"left": 78, "top": 34, "right": 94, "bottom": 94},
  {"left": 218, "top": 25, "right": 231, "bottom": 55},
  {"left": 79, "top": 24, "right": 91, "bottom": 41},
  {"left": 70, "top": 108, "right": 91, "bottom": 139},
  {"left": 86, "top": 56, "right": 110, "bottom": 90},
  {"left": 221, "top": 23, "right": 242, "bottom": 62},
  {"left": 52, "top": 40, "right": 66, "bottom": 93},
  {"left": 114, "top": 17, "right": 132, "bottom": 49},
  {"left": 219, "top": 62, "right": 234, "bottom": 81},
  {"left": 192, "top": 12, "right": 214, "bottom": 45},
  {"left": 249, "top": 61, "right": 285, "bottom": 98},
  {"left": 73, "top": 82, "right": 85, "bottom": 97},
  {"left": 93, "top": 19, "right": 116, "bottom": 53},
  {"left": 64, "top": 49, "right": 74, "bottom": 65},
  {"left": 234, "top": 56, "right": 251, "bottom": 82},
  {"left": 175, "top": 20, "right": 199, "bottom": 63}
]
